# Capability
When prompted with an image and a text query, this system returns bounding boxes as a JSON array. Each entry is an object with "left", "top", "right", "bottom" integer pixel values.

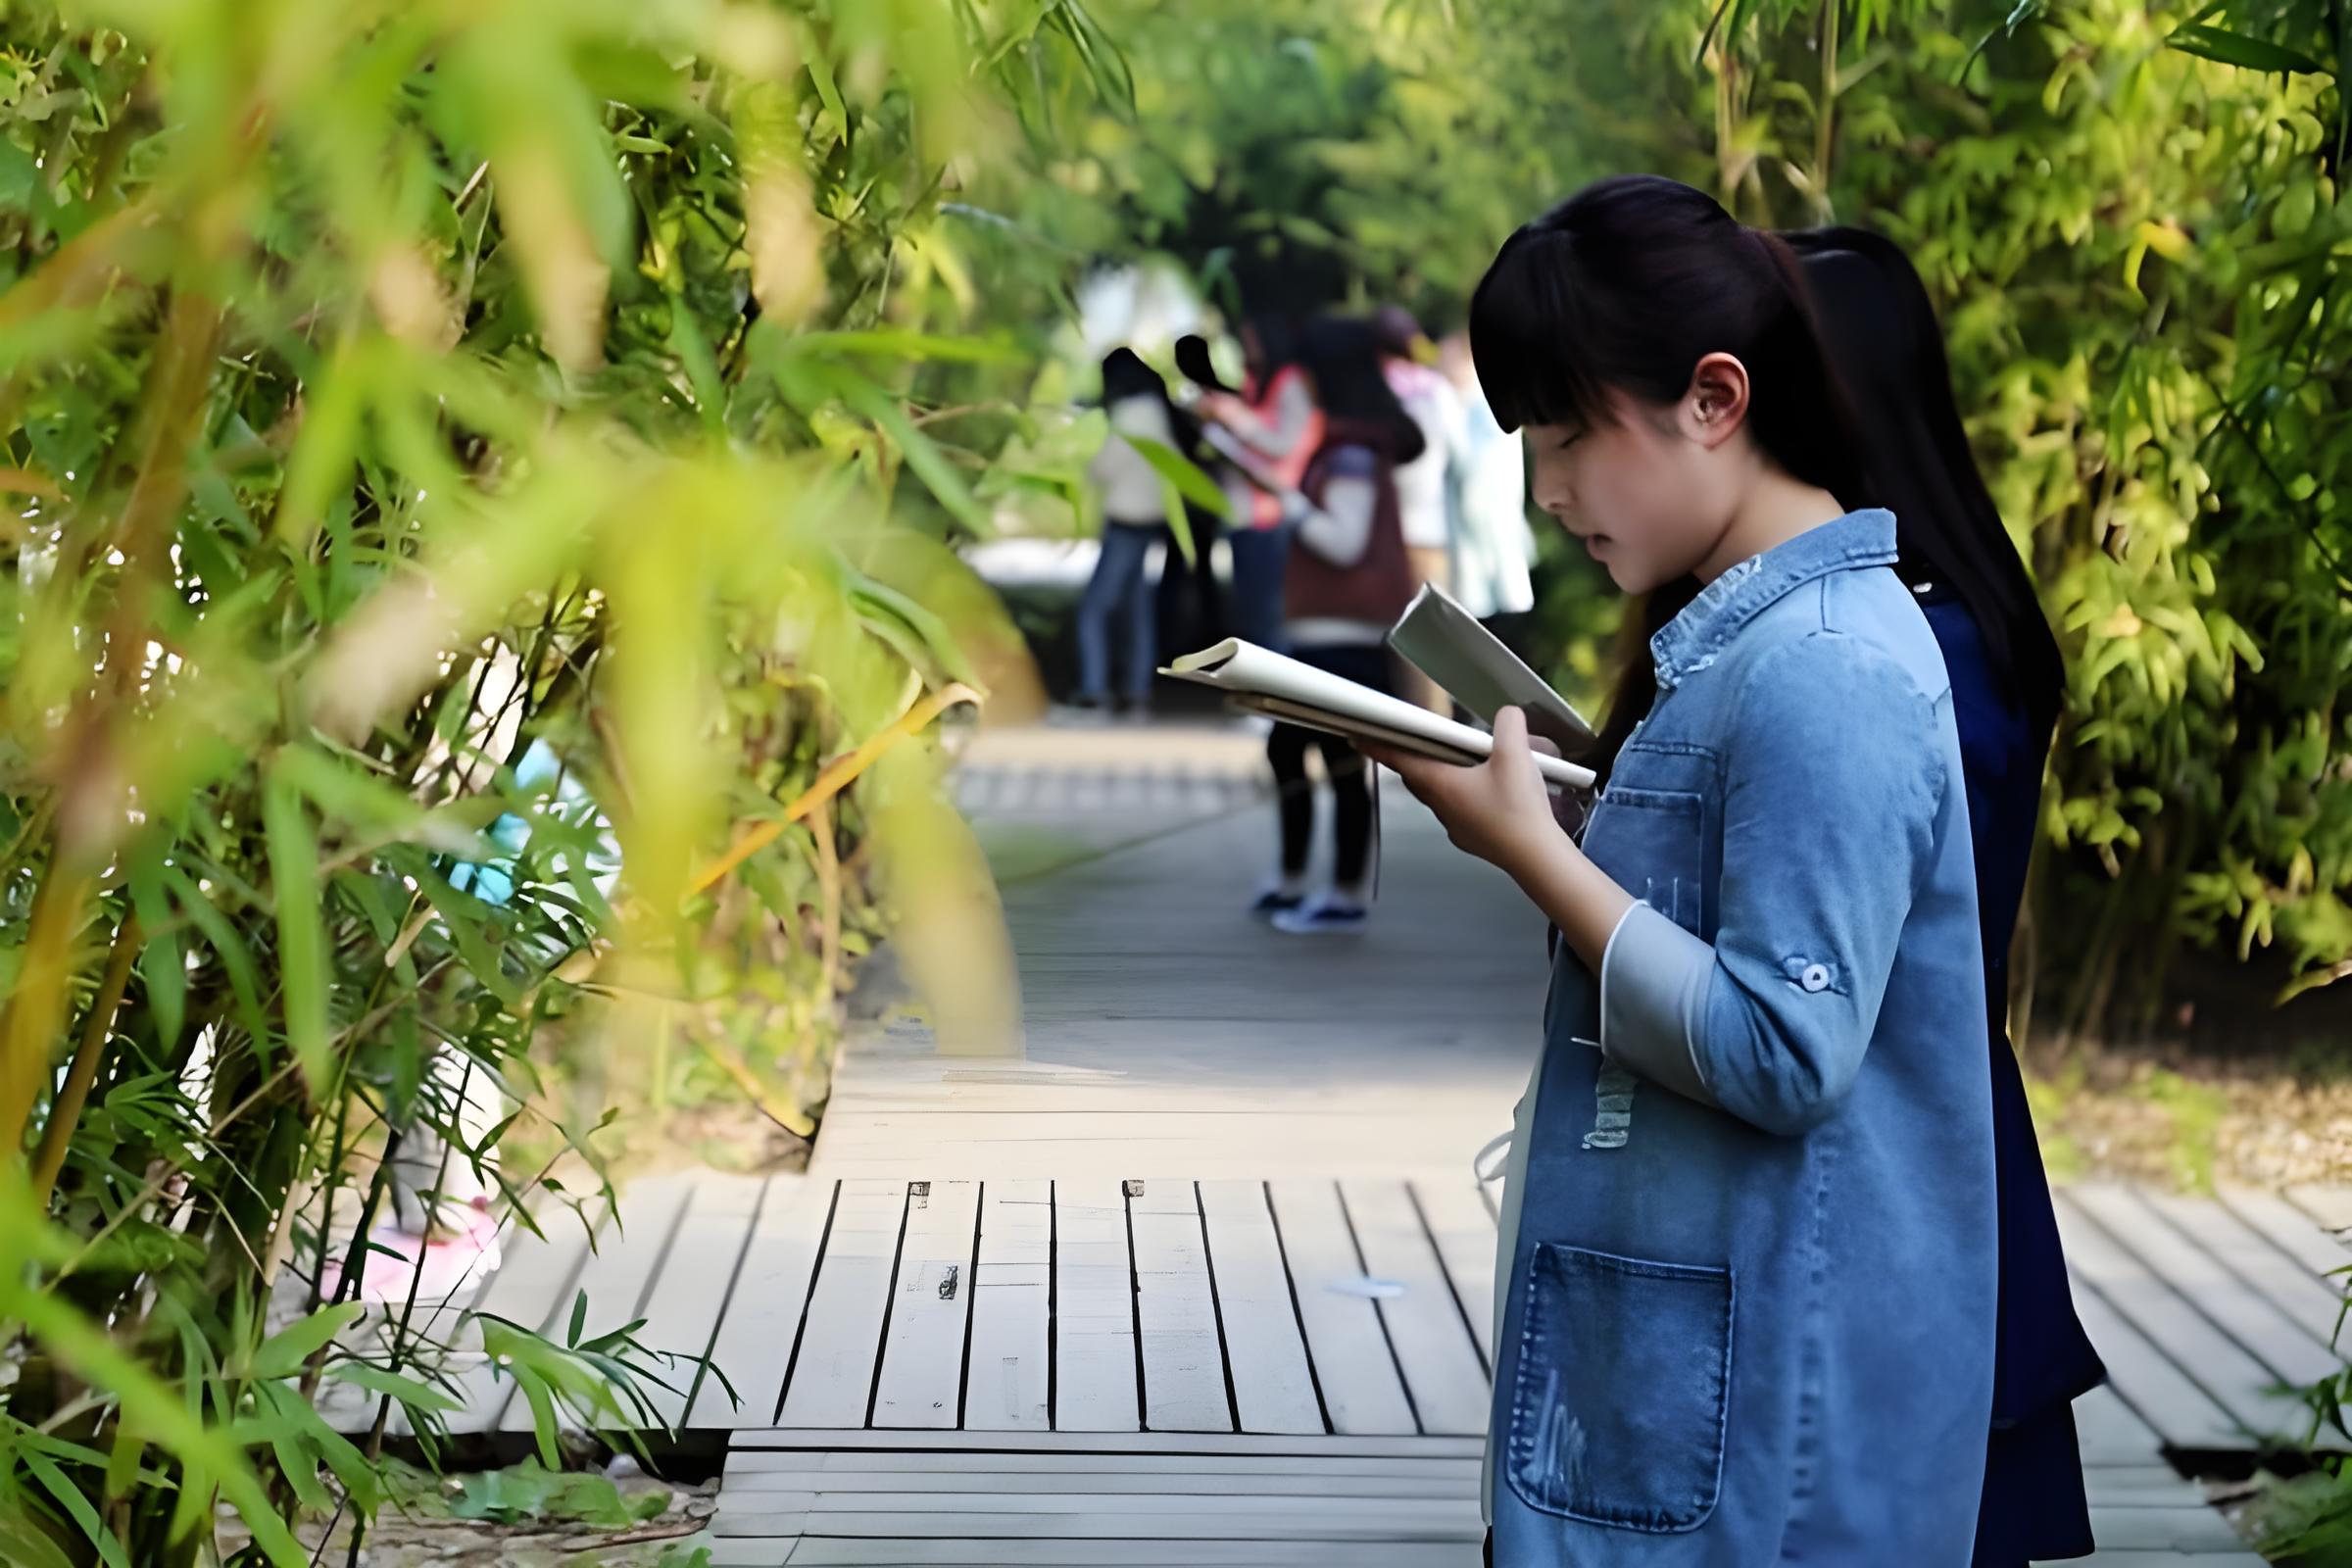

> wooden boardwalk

[
  {"left": 346, "top": 1161, "right": 2325, "bottom": 1562},
  {"left": 328, "top": 730, "right": 2341, "bottom": 1561}
]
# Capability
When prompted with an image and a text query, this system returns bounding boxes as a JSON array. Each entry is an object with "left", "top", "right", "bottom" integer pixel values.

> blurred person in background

[
  {"left": 1375, "top": 306, "right": 1467, "bottom": 709},
  {"left": 1254, "top": 317, "right": 1425, "bottom": 933},
  {"left": 1073, "top": 347, "right": 1180, "bottom": 716},
  {"left": 1439, "top": 330, "right": 1540, "bottom": 652},
  {"left": 1156, "top": 332, "right": 1231, "bottom": 658},
  {"left": 1198, "top": 315, "right": 1322, "bottom": 651}
]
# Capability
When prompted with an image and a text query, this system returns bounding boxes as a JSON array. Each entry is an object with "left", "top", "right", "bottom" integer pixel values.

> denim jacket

[{"left": 1490, "top": 510, "right": 1997, "bottom": 1565}]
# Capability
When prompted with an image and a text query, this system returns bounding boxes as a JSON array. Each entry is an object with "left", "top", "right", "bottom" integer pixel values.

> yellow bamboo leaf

[
  {"left": 689, "top": 680, "right": 981, "bottom": 899},
  {"left": 2098, "top": 603, "right": 2144, "bottom": 639},
  {"left": 2136, "top": 218, "right": 2191, "bottom": 261},
  {"left": 696, "top": 1034, "right": 815, "bottom": 1137},
  {"left": 494, "top": 137, "right": 609, "bottom": 372},
  {"left": 0, "top": 466, "right": 64, "bottom": 498},
  {"left": 735, "top": 79, "right": 825, "bottom": 325},
  {"left": 368, "top": 245, "right": 460, "bottom": 349}
]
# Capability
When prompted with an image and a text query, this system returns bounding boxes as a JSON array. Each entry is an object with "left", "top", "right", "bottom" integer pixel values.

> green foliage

[
  {"left": 0, "top": 0, "right": 1113, "bottom": 1561},
  {"left": 2247, "top": 1457, "right": 2352, "bottom": 1561},
  {"left": 445, "top": 1458, "right": 668, "bottom": 1529}
]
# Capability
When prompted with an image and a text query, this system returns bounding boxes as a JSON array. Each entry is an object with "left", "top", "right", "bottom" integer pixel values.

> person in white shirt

[
  {"left": 1075, "top": 349, "right": 1178, "bottom": 712},
  {"left": 1375, "top": 308, "right": 1467, "bottom": 710},
  {"left": 1438, "top": 330, "right": 1539, "bottom": 633}
]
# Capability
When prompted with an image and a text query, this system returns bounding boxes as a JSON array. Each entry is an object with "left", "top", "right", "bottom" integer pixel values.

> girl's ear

[{"left": 1680, "top": 352, "right": 1752, "bottom": 451}]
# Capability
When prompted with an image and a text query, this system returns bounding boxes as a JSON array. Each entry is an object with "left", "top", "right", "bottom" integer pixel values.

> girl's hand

[{"left": 1363, "top": 707, "right": 1566, "bottom": 878}]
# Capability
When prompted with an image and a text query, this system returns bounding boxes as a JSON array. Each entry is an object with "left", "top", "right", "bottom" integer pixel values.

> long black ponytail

[
  {"left": 1468, "top": 176, "right": 1874, "bottom": 777},
  {"left": 1786, "top": 226, "right": 2066, "bottom": 752}
]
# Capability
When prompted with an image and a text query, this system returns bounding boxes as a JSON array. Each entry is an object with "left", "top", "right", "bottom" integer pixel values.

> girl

[
  {"left": 1371, "top": 176, "right": 1999, "bottom": 1561},
  {"left": 1256, "top": 317, "right": 1424, "bottom": 933},
  {"left": 1200, "top": 316, "right": 1324, "bottom": 652},
  {"left": 1789, "top": 226, "right": 2101, "bottom": 1566},
  {"left": 1074, "top": 348, "right": 1180, "bottom": 714}
]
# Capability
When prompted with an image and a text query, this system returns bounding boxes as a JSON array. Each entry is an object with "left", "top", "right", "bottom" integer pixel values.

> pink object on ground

[{"left": 320, "top": 1202, "right": 503, "bottom": 1307}]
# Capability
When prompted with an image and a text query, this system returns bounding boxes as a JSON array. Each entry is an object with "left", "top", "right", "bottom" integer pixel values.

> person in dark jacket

[{"left": 1790, "top": 223, "right": 2103, "bottom": 1567}]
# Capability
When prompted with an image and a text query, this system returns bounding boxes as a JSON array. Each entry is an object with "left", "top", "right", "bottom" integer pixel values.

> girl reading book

[{"left": 1367, "top": 176, "right": 2001, "bottom": 1563}]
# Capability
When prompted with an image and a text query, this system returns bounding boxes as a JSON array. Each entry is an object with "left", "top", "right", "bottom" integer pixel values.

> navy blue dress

[{"left": 1920, "top": 588, "right": 2106, "bottom": 1565}]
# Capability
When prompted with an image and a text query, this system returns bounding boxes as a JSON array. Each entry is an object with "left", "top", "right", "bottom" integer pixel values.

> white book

[
  {"left": 1387, "top": 582, "right": 1593, "bottom": 757},
  {"left": 1160, "top": 638, "right": 1596, "bottom": 793}
]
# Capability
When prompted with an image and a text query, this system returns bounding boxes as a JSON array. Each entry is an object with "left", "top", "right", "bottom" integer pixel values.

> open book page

[
  {"left": 1388, "top": 583, "right": 1593, "bottom": 756},
  {"left": 1161, "top": 639, "right": 1596, "bottom": 792}
]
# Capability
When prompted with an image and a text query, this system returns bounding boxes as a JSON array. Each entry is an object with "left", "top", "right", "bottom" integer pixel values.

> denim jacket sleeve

[{"left": 1599, "top": 630, "right": 1945, "bottom": 1136}]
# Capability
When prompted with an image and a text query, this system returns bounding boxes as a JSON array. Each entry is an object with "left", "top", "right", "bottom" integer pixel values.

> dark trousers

[
  {"left": 1075, "top": 519, "right": 1161, "bottom": 705},
  {"left": 1266, "top": 643, "right": 1389, "bottom": 888},
  {"left": 1227, "top": 523, "right": 1290, "bottom": 651},
  {"left": 1155, "top": 505, "right": 1226, "bottom": 658}
]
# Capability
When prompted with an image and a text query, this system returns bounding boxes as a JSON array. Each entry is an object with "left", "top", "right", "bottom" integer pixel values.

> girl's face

[{"left": 1523, "top": 356, "right": 1751, "bottom": 593}]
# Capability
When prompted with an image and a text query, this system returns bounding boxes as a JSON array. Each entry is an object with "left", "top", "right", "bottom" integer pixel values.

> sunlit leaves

[{"left": 0, "top": 0, "right": 1094, "bottom": 1559}]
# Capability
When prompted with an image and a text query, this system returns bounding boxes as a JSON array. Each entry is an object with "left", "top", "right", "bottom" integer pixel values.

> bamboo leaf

[
  {"left": 1, "top": 1263, "right": 304, "bottom": 1566},
  {"left": 20, "top": 1451, "right": 129, "bottom": 1568},
  {"left": 262, "top": 759, "right": 331, "bottom": 1092},
  {"left": 125, "top": 851, "right": 183, "bottom": 1054},
  {"left": 249, "top": 1301, "right": 368, "bottom": 1381},
  {"left": 2168, "top": 24, "right": 2327, "bottom": 74},
  {"left": 1126, "top": 433, "right": 1231, "bottom": 517}
]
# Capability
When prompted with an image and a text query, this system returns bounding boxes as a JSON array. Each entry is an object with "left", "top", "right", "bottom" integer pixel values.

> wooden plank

[
  {"left": 499, "top": 1174, "right": 697, "bottom": 1432},
  {"left": 962, "top": 1179, "right": 1053, "bottom": 1433},
  {"left": 2072, "top": 1385, "right": 2171, "bottom": 1467},
  {"left": 2058, "top": 1198, "right": 2276, "bottom": 1447},
  {"left": 727, "top": 1453, "right": 1481, "bottom": 1478},
  {"left": 1410, "top": 1176, "right": 1498, "bottom": 1373},
  {"left": 1266, "top": 1180, "right": 1417, "bottom": 1437},
  {"left": 2130, "top": 1189, "right": 2349, "bottom": 1352},
  {"left": 2069, "top": 1185, "right": 2344, "bottom": 1392},
  {"left": 1053, "top": 1178, "right": 1141, "bottom": 1433},
  {"left": 873, "top": 1181, "right": 982, "bottom": 1429},
  {"left": 2069, "top": 1283, "right": 2241, "bottom": 1453},
  {"left": 719, "top": 1507, "right": 1475, "bottom": 1542},
  {"left": 1199, "top": 1181, "right": 1323, "bottom": 1436},
  {"left": 773, "top": 1542, "right": 1482, "bottom": 1566},
  {"left": 1341, "top": 1179, "right": 1489, "bottom": 1437},
  {"left": 720, "top": 1493, "right": 1478, "bottom": 1522},
  {"left": 721, "top": 1469, "right": 1477, "bottom": 1497},
  {"left": 728, "top": 1430, "right": 1485, "bottom": 1459},
  {"left": 1129, "top": 1180, "right": 1233, "bottom": 1433},
  {"left": 2080, "top": 1505, "right": 2248, "bottom": 1551},
  {"left": 2222, "top": 1187, "right": 2352, "bottom": 1280},
  {"left": 2080, "top": 1467, "right": 2218, "bottom": 1507},
  {"left": 637, "top": 1174, "right": 767, "bottom": 1430},
  {"left": 2283, "top": 1183, "right": 2352, "bottom": 1238},
  {"left": 777, "top": 1180, "right": 910, "bottom": 1430},
  {"left": 691, "top": 1177, "right": 836, "bottom": 1429}
]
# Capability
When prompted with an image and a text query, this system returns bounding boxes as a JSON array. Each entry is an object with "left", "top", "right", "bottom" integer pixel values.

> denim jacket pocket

[
  {"left": 1504, "top": 1242, "right": 1734, "bottom": 1533},
  {"left": 1585, "top": 786, "right": 1709, "bottom": 937}
]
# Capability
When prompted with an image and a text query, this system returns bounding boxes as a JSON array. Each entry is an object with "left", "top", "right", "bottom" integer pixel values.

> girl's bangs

[{"left": 1468, "top": 228, "right": 1605, "bottom": 435}]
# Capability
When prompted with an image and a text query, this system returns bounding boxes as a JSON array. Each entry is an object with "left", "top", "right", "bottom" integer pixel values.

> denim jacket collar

[{"left": 1649, "top": 508, "right": 1899, "bottom": 691}]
